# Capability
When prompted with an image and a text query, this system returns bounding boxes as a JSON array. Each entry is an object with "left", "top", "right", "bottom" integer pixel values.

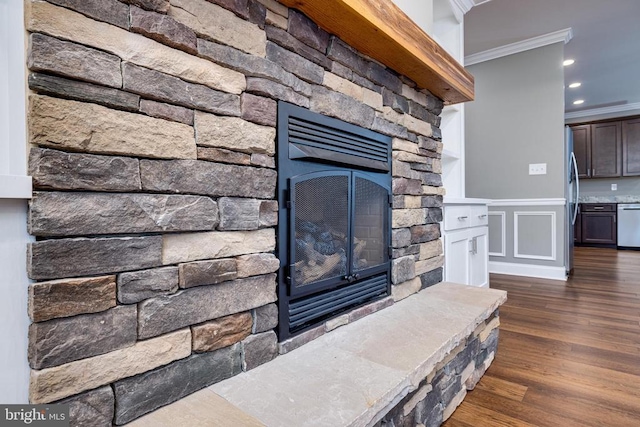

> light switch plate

[
  {"left": 611, "top": 183, "right": 617, "bottom": 191},
  {"left": 529, "top": 163, "right": 547, "bottom": 175}
]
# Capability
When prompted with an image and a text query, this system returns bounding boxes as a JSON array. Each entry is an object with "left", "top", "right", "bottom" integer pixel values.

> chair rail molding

[{"left": 489, "top": 198, "right": 566, "bottom": 207}]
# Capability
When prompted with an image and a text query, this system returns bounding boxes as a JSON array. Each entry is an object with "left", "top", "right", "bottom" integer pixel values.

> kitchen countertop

[{"left": 579, "top": 196, "right": 640, "bottom": 204}]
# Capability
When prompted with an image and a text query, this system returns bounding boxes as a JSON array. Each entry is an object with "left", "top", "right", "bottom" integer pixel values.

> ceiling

[{"left": 463, "top": 0, "right": 640, "bottom": 118}]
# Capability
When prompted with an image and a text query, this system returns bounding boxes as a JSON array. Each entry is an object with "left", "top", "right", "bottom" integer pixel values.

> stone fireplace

[
  {"left": 22, "top": 0, "right": 503, "bottom": 425},
  {"left": 276, "top": 102, "right": 392, "bottom": 339}
]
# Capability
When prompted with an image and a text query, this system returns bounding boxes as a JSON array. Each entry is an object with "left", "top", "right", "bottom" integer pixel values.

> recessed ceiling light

[
  {"left": 573, "top": 100, "right": 585, "bottom": 105},
  {"left": 563, "top": 59, "right": 575, "bottom": 66},
  {"left": 568, "top": 82, "right": 581, "bottom": 88}
]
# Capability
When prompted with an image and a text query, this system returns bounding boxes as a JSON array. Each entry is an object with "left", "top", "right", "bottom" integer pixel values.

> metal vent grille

[
  {"left": 289, "top": 274, "right": 388, "bottom": 331},
  {"left": 288, "top": 117, "right": 390, "bottom": 171}
]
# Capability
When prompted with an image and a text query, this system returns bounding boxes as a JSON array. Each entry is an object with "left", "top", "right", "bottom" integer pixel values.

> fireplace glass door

[
  {"left": 290, "top": 171, "right": 389, "bottom": 297},
  {"left": 292, "top": 172, "right": 349, "bottom": 289},
  {"left": 353, "top": 175, "right": 388, "bottom": 272}
]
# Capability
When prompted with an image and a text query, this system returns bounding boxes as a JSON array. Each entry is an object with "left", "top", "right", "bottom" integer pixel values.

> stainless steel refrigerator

[{"left": 565, "top": 126, "right": 580, "bottom": 276}]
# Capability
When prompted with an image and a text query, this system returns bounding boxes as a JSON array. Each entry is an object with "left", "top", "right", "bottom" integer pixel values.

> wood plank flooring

[{"left": 443, "top": 246, "right": 640, "bottom": 427}]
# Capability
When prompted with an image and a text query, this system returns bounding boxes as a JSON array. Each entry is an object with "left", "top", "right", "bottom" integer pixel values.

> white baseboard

[{"left": 489, "top": 261, "right": 567, "bottom": 281}]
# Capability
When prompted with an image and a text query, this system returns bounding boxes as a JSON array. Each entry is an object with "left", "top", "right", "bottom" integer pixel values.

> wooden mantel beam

[{"left": 279, "top": 0, "right": 474, "bottom": 104}]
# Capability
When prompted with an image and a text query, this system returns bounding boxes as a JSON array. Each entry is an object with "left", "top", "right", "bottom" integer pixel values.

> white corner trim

[
  {"left": 514, "top": 211, "right": 557, "bottom": 261},
  {"left": 489, "top": 261, "right": 567, "bottom": 281},
  {"left": 464, "top": 28, "right": 573, "bottom": 66},
  {"left": 0, "top": 0, "right": 29, "bottom": 200},
  {"left": 0, "top": 175, "right": 32, "bottom": 199},
  {"left": 565, "top": 102, "right": 640, "bottom": 121},
  {"left": 489, "top": 198, "right": 566, "bottom": 207},
  {"left": 488, "top": 211, "right": 506, "bottom": 257}
]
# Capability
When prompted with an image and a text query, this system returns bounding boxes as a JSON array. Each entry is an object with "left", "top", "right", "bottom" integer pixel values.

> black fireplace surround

[{"left": 277, "top": 102, "right": 392, "bottom": 339}]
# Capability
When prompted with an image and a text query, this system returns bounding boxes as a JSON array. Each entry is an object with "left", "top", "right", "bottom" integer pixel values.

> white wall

[
  {"left": 0, "top": 0, "right": 31, "bottom": 404},
  {"left": 391, "top": 0, "right": 434, "bottom": 35}
]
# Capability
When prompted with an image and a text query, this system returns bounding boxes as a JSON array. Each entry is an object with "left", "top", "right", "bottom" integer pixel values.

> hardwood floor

[{"left": 443, "top": 246, "right": 640, "bottom": 427}]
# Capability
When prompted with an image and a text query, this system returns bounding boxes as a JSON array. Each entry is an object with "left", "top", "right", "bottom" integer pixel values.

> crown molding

[
  {"left": 448, "top": 0, "right": 491, "bottom": 23},
  {"left": 565, "top": 102, "right": 640, "bottom": 120},
  {"left": 464, "top": 28, "right": 573, "bottom": 66},
  {"left": 448, "top": 0, "right": 475, "bottom": 22}
]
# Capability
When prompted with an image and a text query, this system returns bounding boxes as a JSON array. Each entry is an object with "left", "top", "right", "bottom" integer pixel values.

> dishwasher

[{"left": 617, "top": 204, "right": 640, "bottom": 248}]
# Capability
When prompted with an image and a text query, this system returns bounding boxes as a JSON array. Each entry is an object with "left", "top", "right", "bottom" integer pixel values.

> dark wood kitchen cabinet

[
  {"left": 580, "top": 204, "right": 617, "bottom": 246},
  {"left": 622, "top": 117, "right": 640, "bottom": 176},
  {"left": 571, "top": 116, "right": 640, "bottom": 179},
  {"left": 570, "top": 122, "right": 622, "bottom": 178},
  {"left": 571, "top": 124, "right": 591, "bottom": 179},
  {"left": 591, "top": 122, "right": 622, "bottom": 178}
]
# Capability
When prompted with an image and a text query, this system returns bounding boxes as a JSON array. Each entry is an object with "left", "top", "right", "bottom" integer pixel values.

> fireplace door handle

[{"left": 344, "top": 274, "right": 360, "bottom": 282}]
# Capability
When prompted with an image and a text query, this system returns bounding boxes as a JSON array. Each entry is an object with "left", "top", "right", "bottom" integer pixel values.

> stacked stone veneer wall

[{"left": 24, "top": 0, "right": 445, "bottom": 424}]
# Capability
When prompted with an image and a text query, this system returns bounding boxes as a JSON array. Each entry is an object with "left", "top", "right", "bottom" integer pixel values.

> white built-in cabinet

[
  {"left": 390, "top": 1, "right": 488, "bottom": 285},
  {"left": 443, "top": 200, "right": 490, "bottom": 287}
]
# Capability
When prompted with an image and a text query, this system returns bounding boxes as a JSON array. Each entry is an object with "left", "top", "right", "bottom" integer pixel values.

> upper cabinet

[
  {"left": 591, "top": 122, "right": 622, "bottom": 178},
  {"left": 571, "top": 117, "right": 639, "bottom": 178},
  {"left": 622, "top": 118, "right": 640, "bottom": 176},
  {"left": 571, "top": 124, "right": 590, "bottom": 179}
]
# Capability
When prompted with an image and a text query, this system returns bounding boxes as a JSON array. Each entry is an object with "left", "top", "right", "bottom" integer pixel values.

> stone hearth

[{"left": 126, "top": 282, "right": 506, "bottom": 427}]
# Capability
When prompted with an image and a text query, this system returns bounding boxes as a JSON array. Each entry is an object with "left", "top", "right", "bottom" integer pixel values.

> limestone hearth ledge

[{"left": 125, "top": 282, "right": 506, "bottom": 427}]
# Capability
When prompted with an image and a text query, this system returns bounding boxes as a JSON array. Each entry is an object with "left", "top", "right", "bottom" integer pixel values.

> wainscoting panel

[
  {"left": 488, "top": 211, "right": 506, "bottom": 257},
  {"left": 514, "top": 211, "right": 557, "bottom": 261},
  {"left": 488, "top": 200, "right": 566, "bottom": 280}
]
